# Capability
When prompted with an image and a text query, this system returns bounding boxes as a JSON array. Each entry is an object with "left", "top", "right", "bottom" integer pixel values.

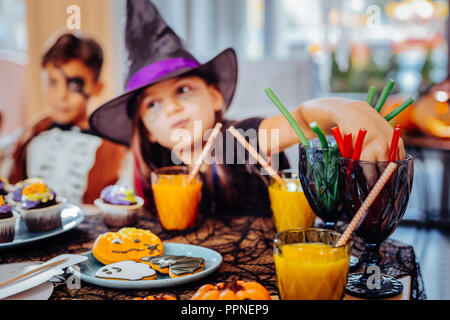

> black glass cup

[
  {"left": 338, "top": 154, "right": 414, "bottom": 299},
  {"left": 298, "top": 137, "right": 342, "bottom": 230}
]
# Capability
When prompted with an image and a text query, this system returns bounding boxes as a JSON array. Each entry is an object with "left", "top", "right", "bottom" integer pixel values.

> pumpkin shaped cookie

[{"left": 93, "top": 228, "right": 163, "bottom": 265}]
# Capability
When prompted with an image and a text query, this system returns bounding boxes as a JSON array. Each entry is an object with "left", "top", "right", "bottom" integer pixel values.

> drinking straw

[
  {"left": 384, "top": 97, "right": 415, "bottom": 122},
  {"left": 187, "top": 123, "right": 223, "bottom": 183},
  {"left": 351, "top": 129, "right": 367, "bottom": 161},
  {"left": 264, "top": 88, "right": 310, "bottom": 147},
  {"left": 335, "top": 162, "right": 398, "bottom": 247},
  {"left": 366, "top": 86, "right": 377, "bottom": 106},
  {"left": 309, "top": 122, "right": 329, "bottom": 149},
  {"left": 343, "top": 132, "right": 353, "bottom": 159},
  {"left": 388, "top": 124, "right": 402, "bottom": 162},
  {"left": 228, "top": 126, "right": 283, "bottom": 181},
  {"left": 331, "top": 127, "right": 345, "bottom": 156},
  {"left": 375, "top": 79, "right": 395, "bottom": 113}
]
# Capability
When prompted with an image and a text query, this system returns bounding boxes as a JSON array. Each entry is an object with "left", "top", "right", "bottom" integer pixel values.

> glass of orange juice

[
  {"left": 268, "top": 170, "right": 315, "bottom": 232},
  {"left": 274, "top": 228, "right": 350, "bottom": 300},
  {"left": 151, "top": 166, "right": 203, "bottom": 231}
]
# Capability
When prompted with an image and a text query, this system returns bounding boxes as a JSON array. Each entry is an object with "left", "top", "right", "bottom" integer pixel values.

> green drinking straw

[
  {"left": 375, "top": 79, "right": 396, "bottom": 113},
  {"left": 384, "top": 97, "right": 415, "bottom": 122},
  {"left": 264, "top": 88, "right": 310, "bottom": 147},
  {"left": 366, "top": 86, "right": 377, "bottom": 106},
  {"left": 309, "top": 122, "right": 329, "bottom": 149}
]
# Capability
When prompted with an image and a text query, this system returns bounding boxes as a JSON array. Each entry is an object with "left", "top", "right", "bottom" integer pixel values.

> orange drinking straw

[
  {"left": 188, "top": 123, "right": 223, "bottom": 183},
  {"left": 228, "top": 126, "right": 283, "bottom": 182},
  {"left": 336, "top": 162, "right": 398, "bottom": 247}
]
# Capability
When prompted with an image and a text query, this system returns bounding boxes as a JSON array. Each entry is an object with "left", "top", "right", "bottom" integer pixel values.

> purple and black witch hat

[{"left": 89, "top": 0, "right": 238, "bottom": 146}]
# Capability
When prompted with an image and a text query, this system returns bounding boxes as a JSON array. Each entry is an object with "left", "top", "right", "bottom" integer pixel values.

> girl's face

[{"left": 138, "top": 76, "right": 224, "bottom": 150}]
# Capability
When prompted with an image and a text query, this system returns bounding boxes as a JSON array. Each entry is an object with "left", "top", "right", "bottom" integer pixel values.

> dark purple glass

[{"left": 338, "top": 154, "right": 414, "bottom": 299}]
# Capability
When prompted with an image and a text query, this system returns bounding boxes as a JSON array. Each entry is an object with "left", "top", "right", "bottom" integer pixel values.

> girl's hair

[{"left": 129, "top": 73, "right": 290, "bottom": 216}]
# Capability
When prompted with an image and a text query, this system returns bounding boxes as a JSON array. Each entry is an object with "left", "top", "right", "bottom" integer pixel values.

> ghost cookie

[
  {"left": 141, "top": 255, "right": 205, "bottom": 278},
  {"left": 95, "top": 261, "right": 157, "bottom": 281}
]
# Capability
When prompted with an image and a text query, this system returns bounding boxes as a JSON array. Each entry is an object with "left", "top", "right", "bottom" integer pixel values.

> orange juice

[
  {"left": 151, "top": 172, "right": 202, "bottom": 231},
  {"left": 274, "top": 242, "right": 350, "bottom": 300},
  {"left": 268, "top": 176, "right": 315, "bottom": 232}
]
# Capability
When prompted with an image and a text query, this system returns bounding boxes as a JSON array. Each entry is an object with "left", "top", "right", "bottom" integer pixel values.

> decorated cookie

[
  {"left": 95, "top": 261, "right": 156, "bottom": 281},
  {"left": 93, "top": 228, "right": 163, "bottom": 265},
  {"left": 141, "top": 255, "right": 205, "bottom": 278}
]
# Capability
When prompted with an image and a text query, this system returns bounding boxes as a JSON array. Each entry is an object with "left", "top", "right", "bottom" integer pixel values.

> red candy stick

[
  {"left": 388, "top": 124, "right": 402, "bottom": 162},
  {"left": 352, "top": 129, "right": 367, "bottom": 161},
  {"left": 343, "top": 132, "right": 353, "bottom": 159},
  {"left": 331, "top": 127, "right": 345, "bottom": 156}
]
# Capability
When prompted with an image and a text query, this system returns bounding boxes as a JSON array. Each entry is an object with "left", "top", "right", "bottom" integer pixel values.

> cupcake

[
  {"left": 16, "top": 181, "right": 63, "bottom": 232},
  {"left": 7, "top": 178, "right": 45, "bottom": 206},
  {"left": 94, "top": 185, "right": 144, "bottom": 227},
  {"left": 0, "top": 177, "right": 10, "bottom": 196},
  {"left": 0, "top": 195, "right": 18, "bottom": 243}
]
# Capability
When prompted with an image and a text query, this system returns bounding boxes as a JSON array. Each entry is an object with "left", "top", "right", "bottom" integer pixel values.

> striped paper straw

[
  {"left": 228, "top": 126, "right": 283, "bottom": 182},
  {"left": 336, "top": 162, "right": 398, "bottom": 247},
  {"left": 188, "top": 123, "right": 223, "bottom": 183}
]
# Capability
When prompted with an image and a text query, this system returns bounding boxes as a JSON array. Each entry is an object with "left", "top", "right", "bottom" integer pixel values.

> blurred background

[{"left": 0, "top": 0, "right": 449, "bottom": 299}]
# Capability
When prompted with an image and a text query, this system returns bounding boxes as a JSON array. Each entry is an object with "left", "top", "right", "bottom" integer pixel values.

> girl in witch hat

[{"left": 90, "top": 0, "right": 403, "bottom": 216}]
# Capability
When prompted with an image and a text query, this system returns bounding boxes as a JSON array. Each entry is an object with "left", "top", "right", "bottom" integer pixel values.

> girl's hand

[
  {"left": 260, "top": 97, "right": 405, "bottom": 162},
  {"left": 334, "top": 100, "right": 405, "bottom": 162}
]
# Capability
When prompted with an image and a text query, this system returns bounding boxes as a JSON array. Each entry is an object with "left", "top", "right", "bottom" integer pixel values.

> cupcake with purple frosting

[
  {"left": 16, "top": 181, "right": 63, "bottom": 232},
  {"left": 7, "top": 178, "right": 45, "bottom": 206},
  {"left": 0, "top": 195, "right": 18, "bottom": 243},
  {"left": 0, "top": 177, "right": 10, "bottom": 196},
  {"left": 94, "top": 185, "right": 144, "bottom": 227}
]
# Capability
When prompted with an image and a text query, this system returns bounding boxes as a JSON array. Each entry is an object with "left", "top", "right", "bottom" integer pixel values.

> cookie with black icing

[
  {"left": 95, "top": 260, "right": 157, "bottom": 281},
  {"left": 141, "top": 255, "right": 205, "bottom": 278}
]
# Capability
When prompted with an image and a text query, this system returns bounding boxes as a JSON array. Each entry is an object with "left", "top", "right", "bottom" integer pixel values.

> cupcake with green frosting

[
  {"left": 16, "top": 181, "right": 63, "bottom": 232},
  {"left": 94, "top": 185, "right": 143, "bottom": 227}
]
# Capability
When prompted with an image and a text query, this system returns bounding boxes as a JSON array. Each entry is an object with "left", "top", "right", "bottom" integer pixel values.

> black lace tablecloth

[{"left": 0, "top": 213, "right": 426, "bottom": 300}]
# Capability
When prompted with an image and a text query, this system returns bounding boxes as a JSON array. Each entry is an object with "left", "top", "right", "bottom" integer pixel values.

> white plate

[{"left": 0, "top": 262, "right": 54, "bottom": 300}]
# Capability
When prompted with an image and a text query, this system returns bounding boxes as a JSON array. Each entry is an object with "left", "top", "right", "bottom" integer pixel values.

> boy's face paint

[
  {"left": 138, "top": 76, "right": 224, "bottom": 150},
  {"left": 43, "top": 60, "right": 102, "bottom": 125}
]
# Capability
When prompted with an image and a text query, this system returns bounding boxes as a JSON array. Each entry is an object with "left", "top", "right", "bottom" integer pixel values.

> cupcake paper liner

[
  {"left": 94, "top": 197, "right": 144, "bottom": 227},
  {"left": 0, "top": 212, "right": 19, "bottom": 243},
  {"left": 17, "top": 200, "right": 64, "bottom": 233}
]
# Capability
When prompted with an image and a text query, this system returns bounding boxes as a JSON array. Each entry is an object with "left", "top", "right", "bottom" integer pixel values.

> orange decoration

[
  {"left": 191, "top": 278, "right": 272, "bottom": 300},
  {"left": 92, "top": 228, "right": 163, "bottom": 265},
  {"left": 134, "top": 294, "right": 176, "bottom": 300},
  {"left": 22, "top": 182, "right": 48, "bottom": 196}
]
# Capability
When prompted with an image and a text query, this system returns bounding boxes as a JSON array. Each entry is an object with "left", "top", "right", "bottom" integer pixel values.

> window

[{"left": 0, "top": 0, "right": 27, "bottom": 53}]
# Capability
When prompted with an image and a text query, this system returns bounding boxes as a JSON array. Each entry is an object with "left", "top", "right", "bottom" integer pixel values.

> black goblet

[
  {"left": 298, "top": 137, "right": 342, "bottom": 230},
  {"left": 339, "top": 154, "right": 414, "bottom": 299}
]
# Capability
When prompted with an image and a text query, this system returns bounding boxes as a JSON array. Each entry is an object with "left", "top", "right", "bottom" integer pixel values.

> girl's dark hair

[{"left": 42, "top": 33, "right": 103, "bottom": 80}]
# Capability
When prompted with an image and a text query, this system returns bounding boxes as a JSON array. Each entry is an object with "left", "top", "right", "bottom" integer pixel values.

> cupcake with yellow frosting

[
  {"left": 0, "top": 195, "right": 18, "bottom": 243},
  {"left": 94, "top": 185, "right": 144, "bottom": 227},
  {"left": 7, "top": 177, "right": 45, "bottom": 206},
  {"left": 16, "top": 181, "right": 63, "bottom": 232}
]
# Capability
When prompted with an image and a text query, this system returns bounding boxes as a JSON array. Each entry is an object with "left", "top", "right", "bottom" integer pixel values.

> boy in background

[{"left": 8, "top": 33, "right": 129, "bottom": 205}]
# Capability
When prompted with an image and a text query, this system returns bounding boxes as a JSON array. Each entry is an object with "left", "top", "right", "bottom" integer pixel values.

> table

[
  {"left": 404, "top": 133, "right": 450, "bottom": 228},
  {"left": 0, "top": 213, "right": 427, "bottom": 300}
]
